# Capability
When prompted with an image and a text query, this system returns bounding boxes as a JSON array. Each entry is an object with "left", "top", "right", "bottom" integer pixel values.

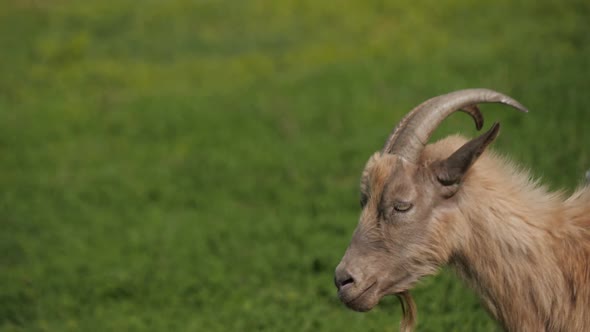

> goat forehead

[
  {"left": 370, "top": 156, "right": 415, "bottom": 188},
  {"left": 360, "top": 155, "right": 419, "bottom": 210},
  {"left": 382, "top": 175, "right": 416, "bottom": 201}
]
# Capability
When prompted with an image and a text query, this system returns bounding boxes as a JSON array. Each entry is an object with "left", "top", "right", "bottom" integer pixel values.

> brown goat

[{"left": 334, "top": 89, "right": 590, "bottom": 332}]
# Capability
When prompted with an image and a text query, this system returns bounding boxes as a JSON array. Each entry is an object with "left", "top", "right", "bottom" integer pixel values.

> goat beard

[{"left": 396, "top": 291, "right": 417, "bottom": 332}]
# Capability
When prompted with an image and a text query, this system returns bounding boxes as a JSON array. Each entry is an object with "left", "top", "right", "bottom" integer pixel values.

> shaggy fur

[{"left": 425, "top": 135, "right": 590, "bottom": 331}]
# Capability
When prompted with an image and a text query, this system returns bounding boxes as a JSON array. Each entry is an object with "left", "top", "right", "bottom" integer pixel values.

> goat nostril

[
  {"left": 335, "top": 272, "right": 355, "bottom": 290},
  {"left": 341, "top": 277, "right": 354, "bottom": 287}
]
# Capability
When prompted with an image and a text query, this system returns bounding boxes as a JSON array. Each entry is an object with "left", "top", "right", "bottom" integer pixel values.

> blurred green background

[{"left": 1, "top": 0, "right": 589, "bottom": 331}]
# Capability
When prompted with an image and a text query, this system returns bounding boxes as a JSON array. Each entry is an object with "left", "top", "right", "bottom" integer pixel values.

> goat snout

[{"left": 334, "top": 266, "right": 356, "bottom": 291}]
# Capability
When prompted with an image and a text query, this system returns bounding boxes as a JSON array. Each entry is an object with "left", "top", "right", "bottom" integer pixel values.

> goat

[{"left": 333, "top": 89, "right": 590, "bottom": 332}]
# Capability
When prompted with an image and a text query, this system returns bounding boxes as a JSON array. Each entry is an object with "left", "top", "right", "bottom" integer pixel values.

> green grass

[{"left": 1, "top": 0, "right": 589, "bottom": 331}]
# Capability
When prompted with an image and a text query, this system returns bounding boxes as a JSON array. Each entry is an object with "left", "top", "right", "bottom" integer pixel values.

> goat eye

[
  {"left": 393, "top": 201, "right": 412, "bottom": 213},
  {"left": 360, "top": 193, "right": 368, "bottom": 208}
]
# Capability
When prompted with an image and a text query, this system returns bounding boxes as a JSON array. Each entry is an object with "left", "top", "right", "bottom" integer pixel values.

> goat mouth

[{"left": 340, "top": 282, "right": 377, "bottom": 311}]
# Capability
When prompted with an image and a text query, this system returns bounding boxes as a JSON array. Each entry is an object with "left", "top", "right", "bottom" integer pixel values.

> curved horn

[{"left": 382, "top": 88, "right": 528, "bottom": 164}]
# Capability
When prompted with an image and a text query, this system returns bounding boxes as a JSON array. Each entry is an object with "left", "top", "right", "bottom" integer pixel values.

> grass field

[{"left": 1, "top": 0, "right": 589, "bottom": 331}]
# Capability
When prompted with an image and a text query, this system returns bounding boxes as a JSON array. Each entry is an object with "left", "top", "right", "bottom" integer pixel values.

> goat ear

[{"left": 433, "top": 122, "right": 500, "bottom": 188}]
